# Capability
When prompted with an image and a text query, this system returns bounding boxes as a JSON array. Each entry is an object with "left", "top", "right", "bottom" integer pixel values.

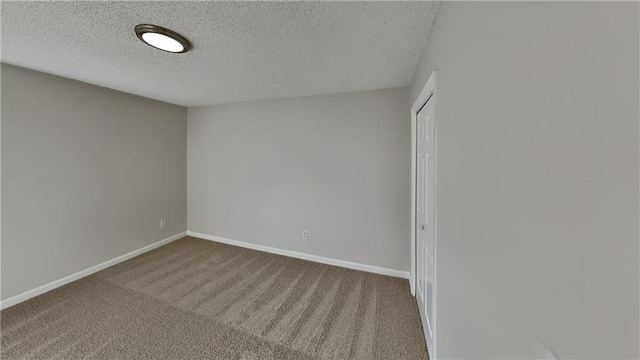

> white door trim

[{"left": 410, "top": 70, "right": 437, "bottom": 360}]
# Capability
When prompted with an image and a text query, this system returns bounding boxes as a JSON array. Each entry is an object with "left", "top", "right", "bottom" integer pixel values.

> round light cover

[{"left": 135, "top": 24, "right": 191, "bottom": 53}]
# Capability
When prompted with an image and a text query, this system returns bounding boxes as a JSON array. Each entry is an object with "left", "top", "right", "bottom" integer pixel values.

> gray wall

[
  {"left": 1, "top": 64, "right": 187, "bottom": 300},
  {"left": 410, "top": 2, "right": 639, "bottom": 359},
  {"left": 188, "top": 88, "right": 411, "bottom": 272}
]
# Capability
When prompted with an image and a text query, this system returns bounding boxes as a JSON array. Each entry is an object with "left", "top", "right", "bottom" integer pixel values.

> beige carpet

[{"left": 1, "top": 236, "right": 428, "bottom": 359}]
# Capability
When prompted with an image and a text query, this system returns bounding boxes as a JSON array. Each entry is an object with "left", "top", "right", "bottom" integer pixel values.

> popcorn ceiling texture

[{"left": 1, "top": 1, "right": 439, "bottom": 107}]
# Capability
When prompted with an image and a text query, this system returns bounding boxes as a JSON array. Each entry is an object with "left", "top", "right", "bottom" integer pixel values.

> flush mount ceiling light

[{"left": 134, "top": 24, "right": 191, "bottom": 53}]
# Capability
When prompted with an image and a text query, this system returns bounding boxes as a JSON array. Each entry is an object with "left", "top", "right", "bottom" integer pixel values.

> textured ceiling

[{"left": 1, "top": 1, "right": 439, "bottom": 107}]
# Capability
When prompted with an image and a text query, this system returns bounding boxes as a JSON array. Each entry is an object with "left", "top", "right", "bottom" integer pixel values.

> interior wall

[
  {"left": 188, "top": 87, "right": 411, "bottom": 272},
  {"left": 410, "top": 2, "right": 639, "bottom": 359},
  {"left": 1, "top": 64, "right": 187, "bottom": 300}
]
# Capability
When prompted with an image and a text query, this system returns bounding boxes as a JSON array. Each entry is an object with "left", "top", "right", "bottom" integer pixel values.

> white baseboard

[
  {"left": 186, "top": 231, "right": 410, "bottom": 279},
  {"left": 0, "top": 231, "right": 187, "bottom": 310}
]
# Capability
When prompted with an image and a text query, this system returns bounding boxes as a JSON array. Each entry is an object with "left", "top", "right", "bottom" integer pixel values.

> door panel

[
  {"left": 416, "top": 94, "right": 435, "bottom": 355},
  {"left": 416, "top": 152, "right": 425, "bottom": 300}
]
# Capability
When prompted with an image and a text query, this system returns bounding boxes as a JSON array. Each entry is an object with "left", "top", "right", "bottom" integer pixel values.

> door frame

[{"left": 410, "top": 70, "right": 437, "bottom": 359}]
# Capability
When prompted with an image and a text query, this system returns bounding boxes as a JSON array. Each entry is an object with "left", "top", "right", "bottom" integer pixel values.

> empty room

[{"left": 1, "top": 1, "right": 638, "bottom": 359}]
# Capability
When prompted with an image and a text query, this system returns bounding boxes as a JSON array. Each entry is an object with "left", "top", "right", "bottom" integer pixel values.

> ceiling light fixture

[{"left": 134, "top": 24, "right": 191, "bottom": 53}]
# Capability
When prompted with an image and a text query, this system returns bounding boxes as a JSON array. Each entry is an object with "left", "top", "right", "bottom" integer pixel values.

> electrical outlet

[
  {"left": 302, "top": 230, "right": 308, "bottom": 240},
  {"left": 160, "top": 219, "right": 167, "bottom": 228}
]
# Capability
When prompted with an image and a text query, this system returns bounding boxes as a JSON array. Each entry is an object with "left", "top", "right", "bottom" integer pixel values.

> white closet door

[{"left": 416, "top": 94, "right": 435, "bottom": 355}]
